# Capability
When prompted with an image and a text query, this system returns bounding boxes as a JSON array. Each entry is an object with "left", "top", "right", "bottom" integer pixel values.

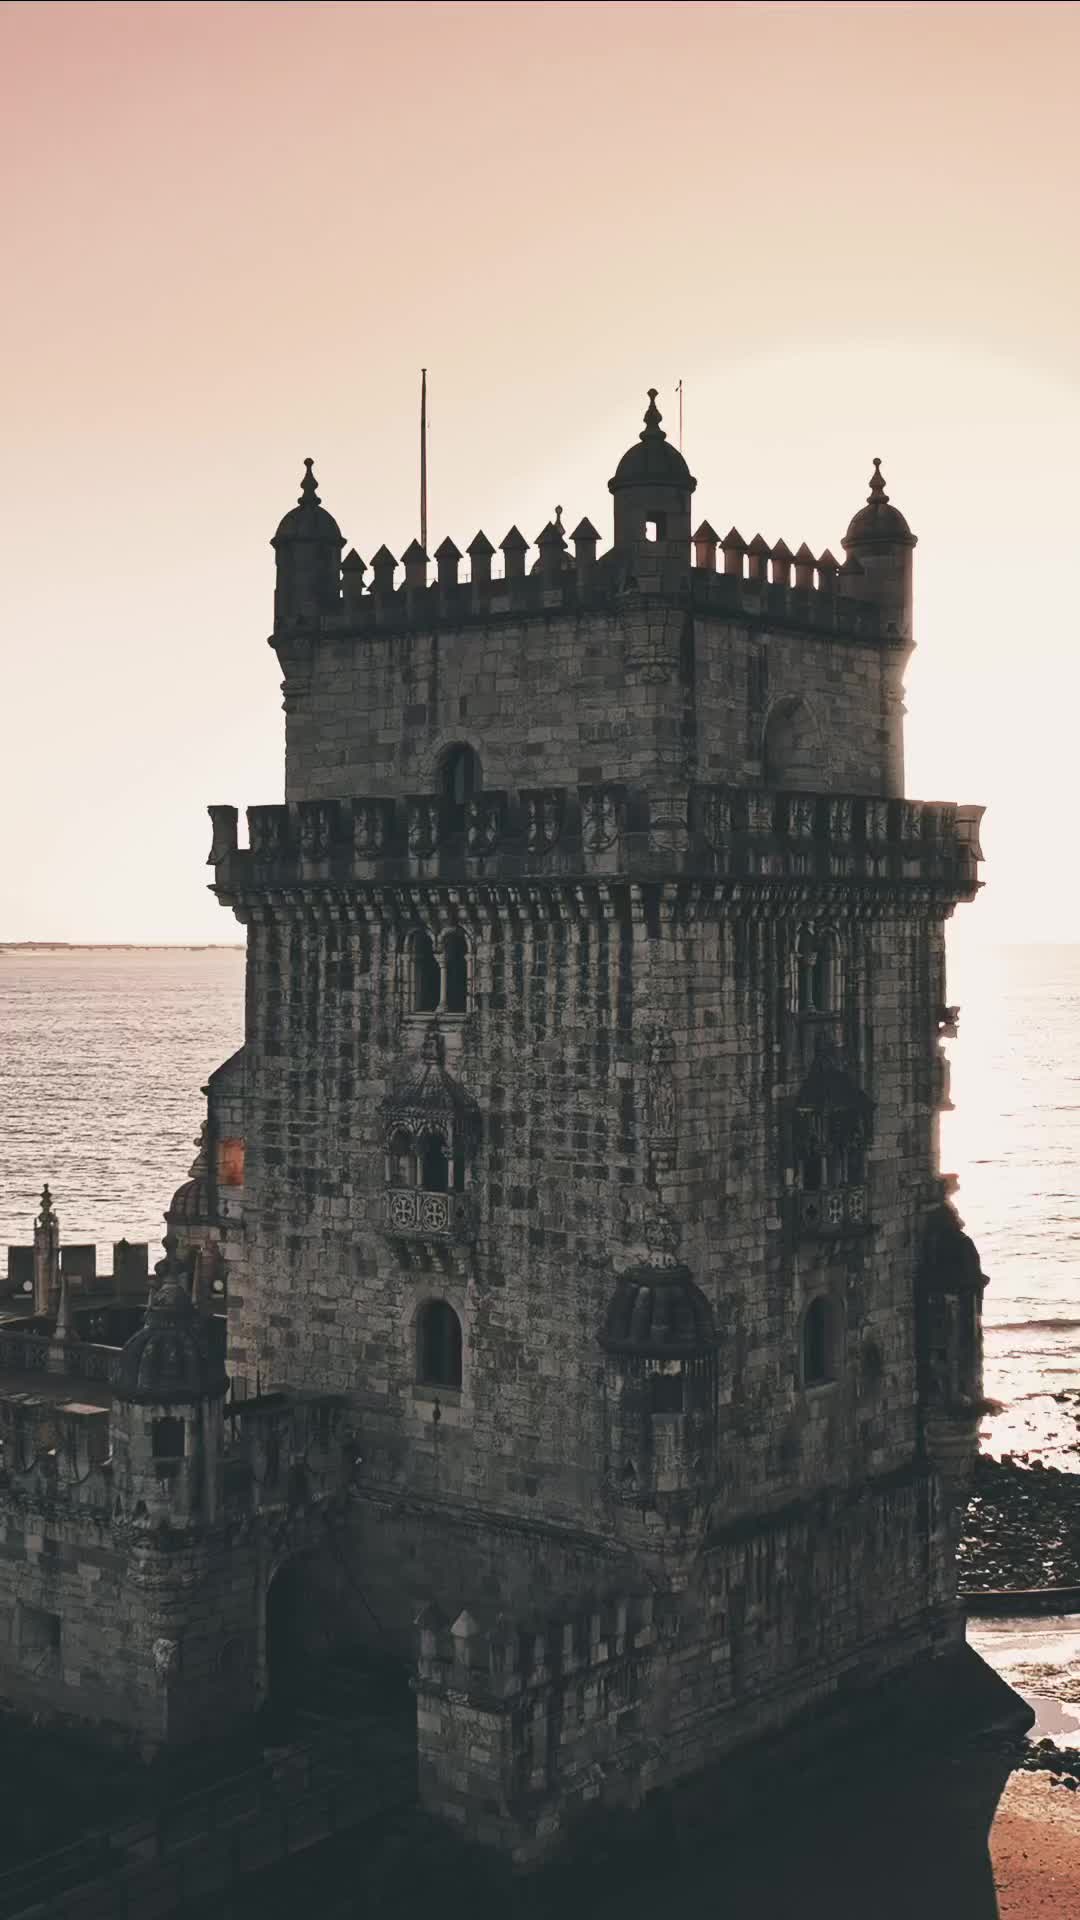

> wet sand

[{"left": 992, "top": 1769, "right": 1080, "bottom": 1917}]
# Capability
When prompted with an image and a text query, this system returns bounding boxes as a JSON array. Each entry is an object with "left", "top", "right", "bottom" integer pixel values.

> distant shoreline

[{"left": 0, "top": 944, "right": 244, "bottom": 952}]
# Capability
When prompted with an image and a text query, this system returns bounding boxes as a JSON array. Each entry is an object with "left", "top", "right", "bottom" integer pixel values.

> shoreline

[{"left": 0, "top": 943, "right": 244, "bottom": 952}]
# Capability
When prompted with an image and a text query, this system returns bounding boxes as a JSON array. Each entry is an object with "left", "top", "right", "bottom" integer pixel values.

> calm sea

[{"left": 1, "top": 942, "right": 1079, "bottom": 1461}]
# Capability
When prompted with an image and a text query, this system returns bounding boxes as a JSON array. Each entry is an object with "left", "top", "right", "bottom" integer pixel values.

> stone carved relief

[
  {"left": 523, "top": 789, "right": 565, "bottom": 855},
  {"left": 407, "top": 797, "right": 443, "bottom": 858},
  {"left": 353, "top": 799, "right": 389, "bottom": 855},
  {"left": 643, "top": 1025, "right": 678, "bottom": 1144},
  {"left": 581, "top": 787, "right": 620, "bottom": 853},
  {"left": 700, "top": 790, "right": 732, "bottom": 849},
  {"left": 248, "top": 807, "right": 288, "bottom": 857},
  {"left": 465, "top": 796, "right": 503, "bottom": 857},
  {"left": 620, "top": 602, "right": 687, "bottom": 684},
  {"left": 153, "top": 1637, "right": 180, "bottom": 1681},
  {"left": 648, "top": 788, "right": 690, "bottom": 857},
  {"left": 866, "top": 800, "right": 889, "bottom": 843},
  {"left": 747, "top": 792, "right": 775, "bottom": 835},
  {"left": 827, "top": 798, "right": 853, "bottom": 842},
  {"left": 299, "top": 802, "right": 334, "bottom": 859},
  {"left": 788, "top": 796, "right": 816, "bottom": 840}
]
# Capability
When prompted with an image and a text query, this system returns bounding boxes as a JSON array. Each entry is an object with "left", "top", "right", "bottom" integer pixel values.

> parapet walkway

[{"left": 0, "top": 1715, "right": 415, "bottom": 1919}]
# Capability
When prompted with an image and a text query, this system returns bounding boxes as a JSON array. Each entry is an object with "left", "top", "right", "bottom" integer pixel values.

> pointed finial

[
  {"left": 299, "top": 457, "right": 321, "bottom": 508},
  {"left": 641, "top": 388, "right": 665, "bottom": 440},
  {"left": 554, "top": 505, "right": 564, "bottom": 531},
  {"left": 867, "top": 457, "right": 888, "bottom": 504},
  {"left": 53, "top": 1267, "right": 78, "bottom": 1343},
  {"left": 37, "top": 1183, "right": 57, "bottom": 1229}
]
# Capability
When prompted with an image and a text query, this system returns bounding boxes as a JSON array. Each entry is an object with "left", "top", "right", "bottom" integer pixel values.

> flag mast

[{"left": 420, "top": 368, "right": 428, "bottom": 554}]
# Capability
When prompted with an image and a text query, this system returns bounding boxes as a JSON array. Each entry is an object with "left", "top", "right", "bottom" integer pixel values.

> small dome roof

[
  {"left": 272, "top": 458, "right": 344, "bottom": 548},
  {"left": 609, "top": 390, "right": 696, "bottom": 495},
  {"left": 115, "top": 1241, "right": 227, "bottom": 1405},
  {"left": 843, "top": 459, "right": 915, "bottom": 547},
  {"left": 602, "top": 1264, "right": 717, "bottom": 1358},
  {"left": 380, "top": 1021, "right": 480, "bottom": 1141}
]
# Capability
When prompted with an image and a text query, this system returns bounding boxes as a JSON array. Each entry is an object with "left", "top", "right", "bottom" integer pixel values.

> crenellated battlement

[
  {"left": 416, "top": 1589, "right": 657, "bottom": 1702},
  {"left": 208, "top": 787, "right": 983, "bottom": 901},
  {"left": 415, "top": 1589, "right": 662, "bottom": 1861},
  {"left": 286, "top": 531, "right": 890, "bottom": 645}
]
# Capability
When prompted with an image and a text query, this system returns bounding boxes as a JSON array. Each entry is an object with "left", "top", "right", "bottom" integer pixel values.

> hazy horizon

[{"left": 3, "top": 1, "right": 1078, "bottom": 943}]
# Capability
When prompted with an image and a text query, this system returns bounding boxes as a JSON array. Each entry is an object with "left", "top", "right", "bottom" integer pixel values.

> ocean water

[
  {"left": 0, "top": 948, "right": 246, "bottom": 1269},
  {"left": 1, "top": 941, "right": 1079, "bottom": 1461}
]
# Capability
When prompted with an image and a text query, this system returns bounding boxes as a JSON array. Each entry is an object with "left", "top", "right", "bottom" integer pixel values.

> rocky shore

[{"left": 960, "top": 1452, "right": 1080, "bottom": 1593}]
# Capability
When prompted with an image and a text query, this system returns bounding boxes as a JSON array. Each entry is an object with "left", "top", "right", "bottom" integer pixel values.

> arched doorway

[
  {"left": 265, "top": 1555, "right": 338, "bottom": 1711},
  {"left": 264, "top": 1552, "right": 415, "bottom": 1752}
]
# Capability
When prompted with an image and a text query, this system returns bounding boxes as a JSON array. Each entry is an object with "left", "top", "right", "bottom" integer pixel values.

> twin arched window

[
  {"left": 388, "top": 1127, "right": 464, "bottom": 1193},
  {"left": 417, "top": 1298, "right": 463, "bottom": 1390},
  {"left": 407, "top": 928, "right": 469, "bottom": 1015}
]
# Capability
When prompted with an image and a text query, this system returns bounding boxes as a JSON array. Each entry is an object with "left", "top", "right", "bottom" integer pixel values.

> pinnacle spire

[
  {"left": 641, "top": 388, "right": 665, "bottom": 440},
  {"left": 299, "top": 457, "right": 321, "bottom": 508},
  {"left": 867, "top": 457, "right": 889, "bottom": 504}
]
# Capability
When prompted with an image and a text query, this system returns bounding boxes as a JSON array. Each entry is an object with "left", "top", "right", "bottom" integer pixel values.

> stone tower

[{"left": 207, "top": 394, "right": 993, "bottom": 1860}]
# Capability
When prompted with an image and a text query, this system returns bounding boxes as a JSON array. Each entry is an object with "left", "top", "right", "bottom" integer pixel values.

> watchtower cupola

[
  {"left": 841, "top": 457, "right": 916, "bottom": 640},
  {"left": 111, "top": 1238, "right": 228, "bottom": 1526},
  {"left": 271, "top": 457, "right": 345, "bottom": 627},
  {"left": 608, "top": 389, "right": 696, "bottom": 562}
]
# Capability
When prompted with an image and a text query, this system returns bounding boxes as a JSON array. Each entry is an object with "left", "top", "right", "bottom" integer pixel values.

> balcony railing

[
  {"left": 384, "top": 1188, "right": 477, "bottom": 1242},
  {"left": 0, "top": 1327, "right": 119, "bottom": 1384},
  {"left": 795, "top": 1186, "right": 870, "bottom": 1236}
]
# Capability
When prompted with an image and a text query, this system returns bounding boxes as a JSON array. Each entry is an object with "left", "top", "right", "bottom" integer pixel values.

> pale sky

[{"left": 2, "top": 0, "right": 1078, "bottom": 943}]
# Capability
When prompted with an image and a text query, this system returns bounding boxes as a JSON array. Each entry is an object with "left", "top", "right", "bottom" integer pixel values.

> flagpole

[{"left": 420, "top": 368, "right": 428, "bottom": 554}]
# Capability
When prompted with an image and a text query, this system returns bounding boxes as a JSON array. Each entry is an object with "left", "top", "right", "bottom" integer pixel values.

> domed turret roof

[
  {"left": 380, "top": 1020, "right": 480, "bottom": 1140},
  {"left": 272, "top": 458, "right": 344, "bottom": 549},
  {"left": 602, "top": 1267, "right": 717, "bottom": 1357},
  {"left": 843, "top": 458, "right": 915, "bottom": 548},
  {"left": 609, "top": 390, "right": 696, "bottom": 495},
  {"left": 919, "top": 1201, "right": 987, "bottom": 1295},
  {"left": 115, "top": 1239, "right": 228, "bottom": 1405},
  {"left": 601, "top": 1206, "right": 717, "bottom": 1358}
]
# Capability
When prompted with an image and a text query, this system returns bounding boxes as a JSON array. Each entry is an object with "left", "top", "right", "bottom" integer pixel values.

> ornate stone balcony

[
  {"left": 208, "top": 786, "right": 984, "bottom": 902},
  {"left": 792, "top": 1186, "right": 871, "bottom": 1239},
  {"left": 383, "top": 1188, "right": 477, "bottom": 1243}
]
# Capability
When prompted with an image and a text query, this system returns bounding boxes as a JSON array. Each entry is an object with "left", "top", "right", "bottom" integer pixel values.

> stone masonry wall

[
  {"left": 226, "top": 875, "right": 954, "bottom": 1655},
  {"left": 278, "top": 609, "right": 903, "bottom": 806}
]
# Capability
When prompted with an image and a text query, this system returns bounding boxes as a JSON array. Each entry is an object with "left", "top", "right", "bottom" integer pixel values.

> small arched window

[
  {"left": 388, "top": 1128, "right": 416, "bottom": 1187},
  {"left": 409, "top": 930, "right": 441, "bottom": 1013},
  {"left": 802, "top": 1295, "right": 836, "bottom": 1389},
  {"left": 795, "top": 927, "right": 840, "bottom": 1015},
  {"left": 440, "top": 745, "right": 482, "bottom": 832},
  {"left": 417, "top": 1299, "right": 463, "bottom": 1390},
  {"left": 443, "top": 930, "right": 468, "bottom": 1014},
  {"left": 419, "top": 1132, "right": 449, "bottom": 1193}
]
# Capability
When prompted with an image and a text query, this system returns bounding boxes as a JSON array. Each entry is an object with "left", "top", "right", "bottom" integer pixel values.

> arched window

[
  {"left": 802, "top": 1296, "right": 836, "bottom": 1388},
  {"left": 795, "top": 927, "right": 840, "bottom": 1015},
  {"left": 388, "top": 1128, "right": 416, "bottom": 1187},
  {"left": 409, "top": 930, "right": 441, "bottom": 1013},
  {"left": 443, "top": 930, "right": 468, "bottom": 1014},
  {"left": 419, "top": 1132, "right": 449, "bottom": 1193},
  {"left": 417, "top": 1299, "right": 463, "bottom": 1390},
  {"left": 764, "top": 697, "right": 820, "bottom": 787},
  {"left": 440, "top": 745, "right": 481, "bottom": 833}
]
